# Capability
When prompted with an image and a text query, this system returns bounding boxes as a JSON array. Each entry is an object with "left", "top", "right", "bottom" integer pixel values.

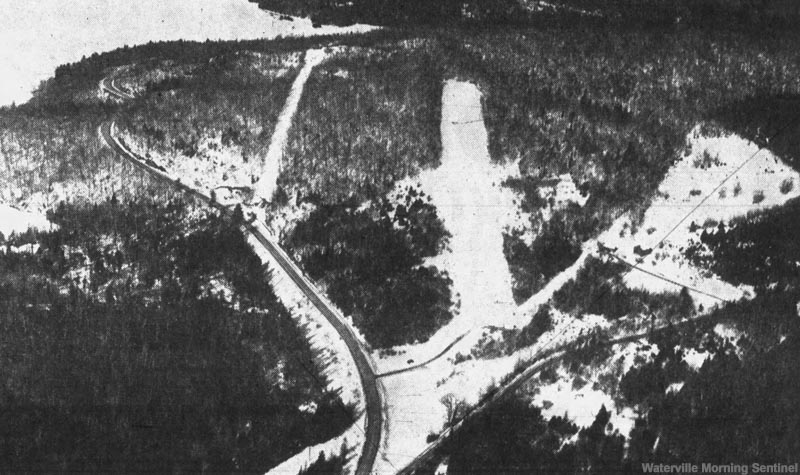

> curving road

[
  {"left": 99, "top": 75, "right": 136, "bottom": 101},
  {"left": 394, "top": 308, "right": 724, "bottom": 475},
  {"left": 99, "top": 120, "right": 383, "bottom": 475}
]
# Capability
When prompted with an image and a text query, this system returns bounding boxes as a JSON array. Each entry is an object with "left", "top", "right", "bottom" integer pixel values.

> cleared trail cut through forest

[
  {"left": 373, "top": 80, "right": 520, "bottom": 473},
  {"left": 385, "top": 81, "right": 519, "bottom": 368},
  {"left": 424, "top": 81, "right": 516, "bottom": 328},
  {"left": 256, "top": 48, "right": 326, "bottom": 201}
]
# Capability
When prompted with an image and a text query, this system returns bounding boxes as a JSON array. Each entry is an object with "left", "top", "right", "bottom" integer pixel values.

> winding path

[{"left": 99, "top": 74, "right": 136, "bottom": 101}]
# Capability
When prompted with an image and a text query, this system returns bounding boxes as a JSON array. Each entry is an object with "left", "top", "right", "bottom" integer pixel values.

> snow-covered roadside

[
  {"left": 266, "top": 415, "right": 365, "bottom": 475},
  {"left": 597, "top": 125, "right": 800, "bottom": 308},
  {"left": 255, "top": 48, "right": 327, "bottom": 201},
  {"left": 245, "top": 230, "right": 364, "bottom": 407},
  {"left": 245, "top": 229, "right": 367, "bottom": 475},
  {"left": 118, "top": 48, "right": 329, "bottom": 209},
  {"left": 119, "top": 127, "right": 260, "bottom": 202},
  {"left": 108, "top": 121, "right": 368, "bottom": 474}
]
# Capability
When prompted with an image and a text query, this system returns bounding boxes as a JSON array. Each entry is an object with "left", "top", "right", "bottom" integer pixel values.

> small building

[
  {"left": 537, "top": 173, "right": 586, "bottom": 207},
  {"left": 555, "top": 173, "right": 579, "bottom": 203}
]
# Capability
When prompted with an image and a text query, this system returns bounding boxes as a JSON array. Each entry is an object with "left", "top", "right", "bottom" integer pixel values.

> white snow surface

[
  {"left": 245, "top": 227, "right": 364, "bottom": 409},
  {"left": 373, "top": 309, "right": 616, "bottom": 472},
  {"left": 598, "top": 126, "right": 800, "bottom": 308},
  {"left": 0, "top": 0, "right": 374, "bottom": 107},
  {"left": 120, "top": 128, "right": 259, "bottom": 201},
  {"left": 0, "top": 203, "right": 54, "bottom": 237},
  {"left": 256, "top": 48, "right": 327, "bottom": 202},
  {"left": 266, "top": 415, "right": 365, "bottom": 475},
  {"left": 374, "top": 80, "right": 524, "bottom": 374},
  {"left": 245, "top": 223, "right": 369, "bottom": 474},
  {"left": 523, "top": 339, "right": 659, "bottom": 438}
]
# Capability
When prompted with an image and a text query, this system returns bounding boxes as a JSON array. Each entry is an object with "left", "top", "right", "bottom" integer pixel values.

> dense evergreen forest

[
  {"left": 686, "top": 198, "right": 800, "bottom": 287},
  {"left": 552, "top": 256, "right": 695, "bottom": 321},
  {"left": 422, "top": 314, "right": 800, "bottom": 474},
  {"left": 0, "top": 198, "right": 352, "bottom": 472},
  {"left": 715, "top": 94, "right": 800, "bottom": 170},
  {"left": 280, "top": 46, "right": 444, "bottom": 204},
  {"left": 452, "top": 26, "right": 800, "bottom": 299},
  {"left": 284, "top": 188, "right": 453, "bottom": 347},
  {"left": 251, "top": 0, "right": 800, "bottom": 27},
  {"left": 118, "top": 51, "right": 297, "bottom": 167}
]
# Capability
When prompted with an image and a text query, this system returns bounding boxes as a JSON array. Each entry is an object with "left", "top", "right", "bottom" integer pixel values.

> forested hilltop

[{"left": 251, "top": 0, "right": 800, "bottom": 27}]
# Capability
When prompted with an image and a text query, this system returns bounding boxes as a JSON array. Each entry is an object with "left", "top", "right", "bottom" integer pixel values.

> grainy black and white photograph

[{"left": 1, "top": 1, "right": 799, "bottom": 474}]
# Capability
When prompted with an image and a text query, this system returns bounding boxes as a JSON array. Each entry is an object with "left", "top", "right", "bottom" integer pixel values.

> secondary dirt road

[{"left": 255, "top": 48, "right": 326, "bottom": 201}]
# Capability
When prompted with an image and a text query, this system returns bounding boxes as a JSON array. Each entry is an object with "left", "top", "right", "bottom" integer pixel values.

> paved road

[
  {"left": 99, "top": 75, "right": 136, "bottom": 100},
  {"left": 100, "top": 121, "right": 383, "bottom": 475}
]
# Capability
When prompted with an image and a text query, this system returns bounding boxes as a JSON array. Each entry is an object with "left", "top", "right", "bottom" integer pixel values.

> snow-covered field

[
  {"left": 598, "top": 125, "right": 800, "bottom": 308},
  {"left": 0, "top": 203, "right": 54, "bottom": 237},
  {"left": 0, "top": 0, "right": 374, "bottom": 107}
]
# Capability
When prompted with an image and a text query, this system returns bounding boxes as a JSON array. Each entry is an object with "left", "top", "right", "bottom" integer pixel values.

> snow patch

[
  {"left": 266, "top": 415, "right": 365, "bottom": 475},
  {"left": 683, "top": 348, "right": 711, "bottom": 371},
  {"left": 0, "top": 203, "right": 55, "bottom": 237}
]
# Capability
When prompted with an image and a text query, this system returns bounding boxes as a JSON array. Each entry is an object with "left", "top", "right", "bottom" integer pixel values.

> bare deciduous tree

[{"left": 440, "top": 393, "right": 469, "bottom": 428}]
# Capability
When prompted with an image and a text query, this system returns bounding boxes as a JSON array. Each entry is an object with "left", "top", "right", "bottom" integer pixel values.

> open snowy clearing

[
  {"left": 598, "top": 125, "right": 800, "bottom": 308},
  {"left": 0, "top": 202, "right": 54, "bottom": 237},
  {"left": 120, "top": 128, "right": 261, "bottom": 201},
  {"left": 373, "top": 299, "right": 620, "bottom": 471},
  {"left": 374, "top": 80, "right": 526, "bottom": 374}
]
